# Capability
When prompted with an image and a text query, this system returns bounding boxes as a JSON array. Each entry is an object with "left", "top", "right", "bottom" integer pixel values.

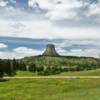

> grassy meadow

[
  {"left": 16, "top": 69, "right": 100, "bottom": 77},
  {"left": 0, "top": 78, "right": 100, "bottom": 100},
  {"left": 1, "top": 55, "right": 100, "bottom": 100},
  {"left": 0, "top": 69, "right": 99, "bottom": 100},
  {"left": 58, "top": 69, "right": 100, "bottom": 76}
]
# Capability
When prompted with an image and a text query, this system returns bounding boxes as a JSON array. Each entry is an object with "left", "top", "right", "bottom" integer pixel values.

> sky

[{"left": 0, "top": 0, "right": 100, "bottom": 59}]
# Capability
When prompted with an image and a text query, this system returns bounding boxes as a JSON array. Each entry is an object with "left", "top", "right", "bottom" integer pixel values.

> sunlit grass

[
  {"left": 57, "top": 69, "right": 100, "bottom": 76},
  {"left": 16, "top": 71, "right": 37, "bottom": 76},
  {"left": 16, "top": 69, "right": 100, "bottom": 77},
  {"left": 0, "top": 79, "right": 100, "bottom": 100}
]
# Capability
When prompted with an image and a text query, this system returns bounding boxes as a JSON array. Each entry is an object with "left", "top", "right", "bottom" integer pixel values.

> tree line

[
  {"left": 0, "top": 56, "right": 100, "bottom": 77},
  {"left": 22, "top": 56, "right": 100, "bottom": 75},
  {"left": 0, "top": 59, "right": 26, "bottom": 78}
]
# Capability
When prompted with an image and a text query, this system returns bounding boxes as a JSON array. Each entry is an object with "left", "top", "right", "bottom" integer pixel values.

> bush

[
  {"left": 28, "top": 63, "right": 37, "bottom": 72},
  {"left": 38, "top": 67, "right": 61, "bottom": 76},
  {"left": 37, "top": 66, "right": 44, "bottom": 72}
]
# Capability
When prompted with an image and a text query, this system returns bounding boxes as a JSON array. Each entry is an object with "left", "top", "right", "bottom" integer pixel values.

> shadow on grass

[{"left": 0, "top": 79, "right": 9, "bottom": 82}]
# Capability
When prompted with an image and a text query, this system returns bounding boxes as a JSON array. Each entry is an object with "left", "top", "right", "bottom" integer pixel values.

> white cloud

[
  {"left": 55, "top": 46, "right": 66, "bottom": 55},
  {"left": 0, "top": 43, "right": 8, "bottom": 48},
  {"left": 0, "top": 51, "right": 21, "bottom": 59},
  {"left": 45, "top": 0, "right": 80, "bottom": 20},
  {"left": 56, "top": 39, "right": 100, "bottom": 48},
  {"left": 27, "top": 0, "right": 100, "bottom": 22},
  {"left": 0, "top": 48, "right": 99, "bottom": 59},
  {"left": 0, "top": 47, "right": 43, "bottom": 59},
  {"left": 0, "top": 0, "right": 8, "bottom": 7},
  {"left": 13, "top": 47, "right": 42, "bottom": 55},
  {"left": 88, "top": 3, "right": 100, "bottom": 22},
  {"left": 67, "top": 48, "right": 100, "bottom": 58},
  {"left": 54, "top": 39, "right": 100, "bottom": 57},
  {"left": 0, "top": 18, "right": 100, "bottom": 39},
  {"left": 28, "top": 0, "right": 81, "bottom": 20},
  {"left": 55, "top": 45, "right": 100, "bottom": 58},
  {"left": 29, "top": 0, "right": 54, "bottom": 10},
  {"left": 71, "top": 49, "right": 83, "bottom": 53},
  {"left": 0, "top": 0, "right": 100, "bottom": 39}
]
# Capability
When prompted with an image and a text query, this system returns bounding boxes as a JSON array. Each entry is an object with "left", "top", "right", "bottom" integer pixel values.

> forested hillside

[
  {"left": 0, "top": 55, "right": 100, "bottom": 77},
  {"left": 21, "top": 55, "right": 100, "bottom": 75}
]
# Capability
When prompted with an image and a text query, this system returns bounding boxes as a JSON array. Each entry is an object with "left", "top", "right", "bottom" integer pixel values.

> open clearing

[
  {"left": 0, "top": 78, "right": 100, "bottom": 100},
  {"left": 1, "top": 70, "right": 100, "bottom": 100},
  {"left": 15, "top": 69, "right": 100, "bottom": 77}
]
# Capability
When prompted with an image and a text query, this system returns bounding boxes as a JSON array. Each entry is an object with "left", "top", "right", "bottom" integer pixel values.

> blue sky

[
  {"left": 0, "top": 37, "right": 100, "bottom": 59},
  {"left": 0, "top": 0, "right": 100, "bottom": 58}
]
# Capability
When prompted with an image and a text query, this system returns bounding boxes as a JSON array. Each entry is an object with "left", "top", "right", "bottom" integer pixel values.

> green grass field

[
  {"left": 1, "top": 69, "right": 100, "bottom": 100},
  {"left": 0, "top": 78, "right": 100, "bottom": 100},
  {"left": 16, "top": 69, "right": 100, "bottom": 77},
  {"left": 16, "top": 71, "right": 37, "bottom": 76},
  {"left": 58, "top": 69, "right": 100, "bottom": 76}
]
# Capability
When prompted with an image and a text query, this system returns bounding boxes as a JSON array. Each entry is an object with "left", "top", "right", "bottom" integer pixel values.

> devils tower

[{"left": 42, "top": 44, "right": 59, "bottom": 56}]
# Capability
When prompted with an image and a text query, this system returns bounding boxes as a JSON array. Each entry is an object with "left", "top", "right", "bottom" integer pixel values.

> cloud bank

[
  {"left": 0, "top": 0, "right": 100, "bottom": 39},
  {"left": 0, "top": 0, "right": 100, "bottom": 58}
]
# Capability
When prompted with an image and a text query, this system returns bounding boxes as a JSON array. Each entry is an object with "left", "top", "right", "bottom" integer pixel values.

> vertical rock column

[{"left": 42, "top": 44, "right": 59, "bottom": 56}]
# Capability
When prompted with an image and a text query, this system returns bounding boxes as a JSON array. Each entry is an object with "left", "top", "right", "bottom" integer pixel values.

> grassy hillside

[
  {"left": 0, "top": 79, "right": 100, "bottom": 100},
  {"left": 22, "top": 56, "right": 99, "bottom": 66},
  {"left": 0, "top": 55, "right": 100, "bottom": 77},
  {"left": 21, "top": 55, "right": 100, "bottom": 72}
]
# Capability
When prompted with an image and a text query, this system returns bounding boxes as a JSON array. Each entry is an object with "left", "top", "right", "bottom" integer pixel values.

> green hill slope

[{"left": 21, "top": 55, "right": 100, "bottom": 71}]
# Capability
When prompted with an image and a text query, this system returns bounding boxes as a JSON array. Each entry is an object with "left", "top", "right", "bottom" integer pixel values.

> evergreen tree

[
  {"left": 0, "top": 60, "right": 4, "bottom": 78},
  {"left": 28, "top": 63, "right": 37, "bottom": 72}
]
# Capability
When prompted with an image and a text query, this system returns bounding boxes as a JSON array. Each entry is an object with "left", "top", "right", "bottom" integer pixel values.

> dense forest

[
  {"left": 0, "top": 55, "right": 100, "bottom": 77},
  {"left": 0, "top": 59, "right": 26, "bottom": 78}
]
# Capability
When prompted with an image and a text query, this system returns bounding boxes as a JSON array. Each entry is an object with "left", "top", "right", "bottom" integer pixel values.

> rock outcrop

[{"left": 42, "top": 44, "right": 59, "bottom": 56}]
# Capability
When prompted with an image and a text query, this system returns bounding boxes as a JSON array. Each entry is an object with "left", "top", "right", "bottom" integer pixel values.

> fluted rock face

[{"left": 43, "top": 44, "right": 59, "bottom": 56}]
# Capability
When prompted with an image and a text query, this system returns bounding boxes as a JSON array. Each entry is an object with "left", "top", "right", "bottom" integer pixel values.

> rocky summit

[{"left": 42, "top": 44, "right": 59, "bottom": 56}]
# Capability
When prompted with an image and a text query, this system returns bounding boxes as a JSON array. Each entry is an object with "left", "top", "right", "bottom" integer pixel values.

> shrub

[{"left": 28, "top": 63, "right": 37, "bottom": 72}]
